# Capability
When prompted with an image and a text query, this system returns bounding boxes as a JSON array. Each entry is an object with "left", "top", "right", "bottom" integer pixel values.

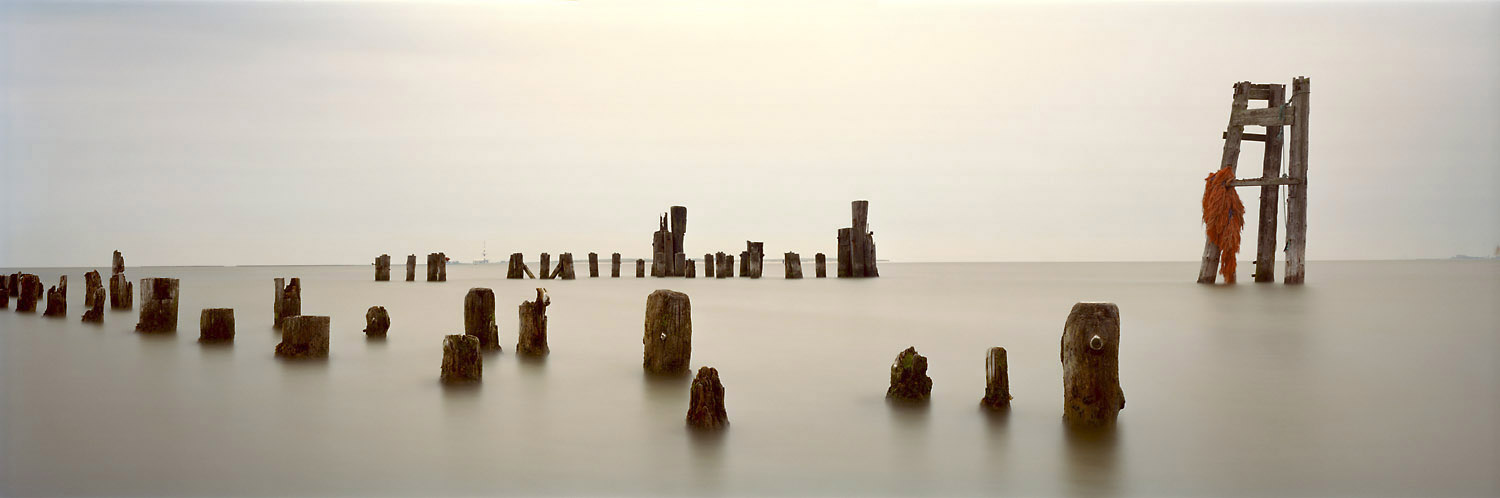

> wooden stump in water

[
  {"left": 464, "top": 288, "right": 500, "bottom": 351},
  {"left": 81, "top": 288, "right": 104, "bottom": 322},
  {"left": 611, "top": 253, "right": 622, "bottom": 278},
  {"left": 721, "top": 254, "right": 734, "bottom": 278},
  {"left": 406, "top": 254, "right": 416, "bottom": 281},
  {"left": 1062, "top": 302, "right": 1125, "bottom": 426},
  {"left": 199, "top": 308, "right": 235, "bottom": 343},
  {"left": 555, "top": 253, "right": 576, "bottom": 280},
  {"left": 109, "top": 273, "right": 133, "bottom": 310},
  {"left": 684, "top": 259, "right": 696, "bottom": 278},
  {"left": 539, "top": 253, "right": 552, "bottom": 280},
  {"left": 886, "top": 347, "right": 932, "bottom": 402},
  {"left": 784, "top": 252, "right": 803, "bottom": 279},
  {"left": 274, "top": 278, "right": 301, "bottom": 329},
  {"left": 112, "top": 250, "right": 126, "bottom": 275},
  {"left": 643, "top": 289, "right": 692, "bottom": 374},
  {"left": 703, "top": 253, "right": 715, "bottom": 278},
  {"left": 16, "top": 274, "right": 41, "bottom": 313},
  {"left": 738, "top": 251, "right": 749, "bottom": 278},
  {"left": 517, "top": 288, "right": 550, "bottom": 356},
  {"left": 507, "top": 253, "right": 526, "bottom": 279},
  {"left": 42, "top": 276, "right": 67, "bottom": 317},
  {"left": 135, "top": 278, "right": 180, "bottom": 333},
  {"left": 375, "top": 254, "right": 391, "bottom": 281},
  {"left": 275, "top": 315, "right": 330, "bottom": 359},
  {"left": 0, "top": 279, "right": 8, "bottom": 309},
  {"left": 441, "top": 334, "right": 482, "bottom": 383},
  {"left": 686, "top": 366, "right": 729, "bottom": 430},
  {"left": 981, "top": 347, "right": 1012, "bottom": 409},
  {"left": 83, "top": 270, "right": 102, "bottom": 308},
  {"left": 588, "top": 252, "right": 600, "bottom": 278},
  {"left": 636, "top": 259, "right": 645, "bottom": 278},
  {"left": 815, "top": 253, "right": 827, "bottom": 278},
  {"left": 364, "top": 306, "right": 390, "bottom": 336}
]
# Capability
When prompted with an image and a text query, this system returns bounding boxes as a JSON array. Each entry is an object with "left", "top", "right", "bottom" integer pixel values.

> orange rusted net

[{"left": 1202, "top": 166, "right": 1244, "bottom": 283}]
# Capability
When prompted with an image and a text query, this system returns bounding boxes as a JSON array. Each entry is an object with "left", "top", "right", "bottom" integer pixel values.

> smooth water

[{"left": 1, "top": 261, "right": 1496, "bottom": 497}]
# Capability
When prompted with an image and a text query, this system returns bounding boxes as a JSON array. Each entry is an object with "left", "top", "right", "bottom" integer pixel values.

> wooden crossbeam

[
  {"left": 1224, "top": 131, "right": 1268, "bottom": 142},
  {"left": 1230, "top": 176, "right": 1301, "bottom": 187},
  {"left": 1230, "top": 106, "right": 1296, "bottom": 127},
  {"left": 1245, "top": 85, "right": 1278, "bottom": 101}
]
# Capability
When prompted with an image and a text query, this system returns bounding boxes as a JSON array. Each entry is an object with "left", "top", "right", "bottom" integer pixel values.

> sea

[{"left": 1, "top": 261, "right": 1496, "bottom": 496}]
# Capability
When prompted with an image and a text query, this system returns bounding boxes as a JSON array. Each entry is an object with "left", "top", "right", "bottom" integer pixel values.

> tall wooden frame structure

[{"left": 1197, "top": 77, "right": 1310, "bottom": 284}]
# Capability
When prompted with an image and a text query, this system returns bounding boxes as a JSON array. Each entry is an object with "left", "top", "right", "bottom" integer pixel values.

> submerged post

[
  {"left": 815, "top": 253, "right": 827, "bottom": 278},
  {"left": 685, "top": 259, "right": 696, "bottom": 278},
  {"left": 704, "top": 253, "right": 715, "bottom": 278},
  {"left": 636, "top": 259, "right": 645, "bottom": 278},
  {"left": 274, "top": 278, "right": 301, "bottom": 329},
  {"left": 839, "top": 200, "right": 879, "bottom": 277},
  {"left": 886, "top": 347, "right": 932, "bottom": 402},
  {"left": 441, "top": 335, "right": 482, "bottom": 383},
  {"left": 83, "top": 270, "right": 102, "bottom": 308},
  {"left": 1254, "top": 84, "right": 1287, "bottom": 283},
  {"left": 589, "top": 252, "right": 600, "bottom": 278},
  {"left": 643, "top": 289, "right": 692, "bottom": 374},
  {"left": 42, "top": 275, "right": 66, "bottom": 317},
  {"left": 464, "top": 288, "right": 500, "bottom": 351},
  {"left": 276, "top": 315, "right": 330, "bottom": 359},
  {"left": 375, "top": 254, "right": 391, "bottom": 281},
  {"left": 612, "top": 253, "right": 622, "bottom": 278},
  {"left": 15, "top": 274, "right": 40, "bottom": 312},
  {"left": 1284, "top": 77, "right": 1311, "bottom": 284},
  {"left": 81, "top": 288, "right": 104, "bottom": 322},
  {"left": 686, "top": 366, "right": 729, "bottom": 430},
  {"left": 199, "top": 308, "right": 235, "bottom": 343},
  {"left": 539, "top": 253, "right": 552, "bottom": 280},
  {"left": 1062, "top": 302, "right": 1125, "bottom": 426},
  {"left": 517, "top": 288, "right": 550, "bottom": 356},
  {"left": 135, "top": 278, "right": 180, "bottom": 333},
  {"left": 364, "top": 306, "right": 390, "bottom": 336},
  {"left": 406, "top": 254, "right": 417, "bottom": 281},
  {"left": 784, "top": 252, "right": 803, "bottom": 279},
  {"left": 981, "top": 347, "right": 1011, "bottom": 409},
  {"left": 507, "top": 253, "right": 527, "bottom": 279}
]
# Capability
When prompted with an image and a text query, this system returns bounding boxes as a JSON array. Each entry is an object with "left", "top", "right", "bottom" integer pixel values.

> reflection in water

[
  {"left": 516, "top": 355, "right": 547, "bottom": 380},
  {"left": 642, "top": 371, "right": 692, "bottom": 406},
  {"left": 688, "top": 427, "right": 727, "bottom": 492},
  {"left": 364, "top": 334, "right": 388, "bottom": 345},
  {"left": 1064, "top": 423, "right": 1122, "bottom": 498}
]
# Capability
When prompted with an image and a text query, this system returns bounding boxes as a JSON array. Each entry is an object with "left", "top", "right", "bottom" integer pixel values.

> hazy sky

[{"left": 1, "top": 0, "right": 1496, "bottom": 267}]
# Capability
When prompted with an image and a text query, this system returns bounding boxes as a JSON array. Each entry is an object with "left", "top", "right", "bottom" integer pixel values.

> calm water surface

[{"left": 2, "top": 261, "right": 1497, "bottom": 496}]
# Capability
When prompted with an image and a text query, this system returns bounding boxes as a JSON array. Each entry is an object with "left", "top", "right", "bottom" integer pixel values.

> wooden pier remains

[
  {"left": 815, "top": 253, "right": 827, "bottom": 278},
  {"left": 784, "top": 252, "right": 803, "bottom": 279},
  {"left": 651, "top": 206, "right": 689, "bottom": 277},
  {"left": 375, "top": 254, "right": 391, "bottom": 281},
  {"left": 838, "top": 200, "right": 879, "bottom": 278},
  {"left": 1198, "top": 78, "right": 1311, "bottom": 284},
  {"left": 589, "top": 252, "right": 600, "bottom": 278},
  {"left": 612, "top": 253, "right": 622, "bottom": 278}
]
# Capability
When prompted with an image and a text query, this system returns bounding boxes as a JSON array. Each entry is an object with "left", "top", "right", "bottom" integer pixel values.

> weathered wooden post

[
  {"left": 16, "top": 274, "right": 40, "bottom": 312},
  {"left": 783, "top": 252, "right": 803, "bottom": 279},
  {"left": 981, "top": 347, "right": 1011, "bottom": 409},
  {"left": 274, "top": 278, "right": 300, "bottom": 329},
  {"left": 1254, "top": 84, "right": 1286, "bottom": 283},
  {"left": 650, "top": 206, "right": 690, "bottom": 276},
  {"left": 1284, "top": 77, "right": 1310, "bottom": 285},
  {"left": 0, "top": 279, "right": 8, "bottom": 309},
  {"left": 686, "top": 366, "right": 729, "bottom": 430},
  {"left": 703, "top": 253, "right": 715, "bottom": 278},
  {"left": 83, "top": 270, "right": 102, "bottom": 308},
  {"left": 555, "top": 253, "right": 576, "bottom": 280},
  {"left": 440, "top": 335, "right": 482, "bottom": 383},
  {"left": 539, "top": 253, "right": 552, "bottom": 280},
  {"left": 746, "top": 242, "right": 764, "bottom": 278},
  {"left": 199, "top": 308, "right": 235, "bottom": 343},
  {"left": 611, "top": 253, "right": 622, "bottom": 278},
  {"left": 81, "top": 288, "right": 104, "bottom": 322},
  {"left": 464, "top": 288, "right": 500, "bottom": 351},
  {"left": 364, "top": 306, "right": 390, "bottom": 336},
  {"left": 506, "top": 253, "right": 525, "bottom": 279},
  {"left": 42, "top": 276, "right": 67, "bottom": 317},
  {"left": 720, "top": 254, "right": 734, "bottom": 279},
  {"left": 588, "top": 252, "right": 600, "bottom": 278},
  {"left": 1062, "top": 302, "right": 1125, "bottom": 425},
  {"left": 109, "top": 251, "right": 133, "bottom": 309},
  {"left": 275, "top": 315, "right": 330, "bottom": 359},
  {"left": 437, "top": 252, "right": 447, "bottom": 281},
  {"left": 886, "top": 347, "right": 932, "bottom": 402},
  {"left": 684, "top": 259, "right": 696, "bottom": 278},
  {"left": 815, "top": 253, "right": 827, "bottom": 278},
  {"left": 636, "top": 259, "right": 645, "bottom": 278},
  {"left": 427, "top": 254, "right": 437, "bottom": 281},
  {"left": 135, "top": 278, "right": 180, "bottom": 333},
  {"left": 112, "top": 250, "right": 124, "bottom": 275},
  {"left": 517, "top": 288, "right": 549, "bottom": 356},
  {"left": 837, "top": 201, "right": 880, "bottom": 278},
  {"left": 643, "top": 289, "right": 691, "bottom": 374},
  {"left": 738, "top": 251, "right": 749, "bottom": 278},
  {"left": 406, "top": 254, "right": 417, "bottom": 281},
  {"left": 375, "top": 254, "right": 391, "bottom": 281}
]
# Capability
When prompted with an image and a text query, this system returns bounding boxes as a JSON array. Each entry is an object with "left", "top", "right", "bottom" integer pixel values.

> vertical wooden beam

[
  {"left": 1284, "top": 77, "right": 1310, "bottom": 284},
  {"left": 1198, "top": 82, "right": 1252, "bottom": 284},
  {"left": 1253, "top": 84, "right": 1286, "bottom": 283}
]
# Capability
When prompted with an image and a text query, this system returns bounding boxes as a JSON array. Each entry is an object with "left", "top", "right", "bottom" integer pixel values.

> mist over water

[{"left": 1, "top": 261, "right": 1496, "bottom": 496}]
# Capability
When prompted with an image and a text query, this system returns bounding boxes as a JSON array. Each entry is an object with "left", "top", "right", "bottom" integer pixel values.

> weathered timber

[
  {"left": 43, "top": 276, "right": 67, "bottom": 317},
  {"left": 589, "top": 252, "right": 600, "bottom": 278},
  {"left": 274, "top": 278, "right": 301, "bottom": 329},
  {"left": 1223, "top": 131, "right": 1269, "bottom": 142},
  {"left": 539, "top": 253, "right": 552, "bottom": 280},
  {"left": 738, "top": 251, "right": 749, "bottom": 278},
  {"left": 16, "top": 274, "right": 41, "bottom": 312},
  {"left": 720, "top": 254, "right": 734, "bottom": 278},
  {"left": 643, "top": 289, "right": 692, "bottom": 374},
  {"left": 135, "top": 277, "right": 180, "bottom": 333},
  {"left": 199, "top": 308, "right": 235, "bottom": 342},
  {"left": 109, "top": 273, "right": 133, "bottom": 309},
  {"left": 1229, "top": 105, "right": 1296, "bottom": 127},
  {"left": 815, "top": 253, "right": 827, "bottom": 278},
  {"left": 686, "top": 366, "right": 729, "bottom": 430},
  {"left": 375, "top": 255, "right": 393, "bottom": 282},
  {"left": 886, "top": 347, "right": 932, "bottom": 402},
  {"left": 507, "top": 253, "right": 527, "bottom": 279},
  {"left": 1284, "top": 77, "right": 1310, "bottom": 284},
  {"left": 703, "top": 253, "right": 715, "bottom": 278},
  {"left": 83, "top": 270, "right": 103, "bottom": 308},
  {"left": 517, "top": 288, "right": 549, "bottom": 356},
  {"left": 784, "top": 252, "right": 802, "bottom": 279},
  {"left": 364, "top": 306, "right": 390, "bottom": 336},
  {"left": 685, "top": 259, "right": 696, "bottom": 278},
  {"left": 636, "top": 259, "right": 645, "bottom": 278},
  {"left": 275, "top": 315, "right": 330, "bottom": 359},
  {"left": 1062, "top": 302, "right": 1125, "bottom": 426},
  {"left": 406, "top": 254, "right": 417, "bottom": 281},
  {"left": 81, "top": 288, "right": 104, "bottom": 322},
  {"left": 0, "top": 279, "right": 8, "bottom": 309},
  {"left": 427, "top": 253, "right": 448, "bottom": 281},
  {"left": 464, "top": 288, "right": 500, "bottom": 351},
  {"left": 650, "top": 206, "right": 689, "bottom": 276},
  {"left": 981, "top": 347, "right": 1012, "bottom": 409},
  {"left": 112, "top": 250, "right": 125, "bottom": 275},
  {"left": 611, "top": 253, "right": 622, "bottom": 278},
  {"left": 1199, "top": 82, "right": 1252, "bottom": 284},
  {"left": 440, "top": 334, "right": 482, "bottom": 383},
  {"left": 840, "top": 200, "right": 880, "bottom": 278},
  {"left": 744, "top": 242, "right": 764, "bottom": 278},
  {"left": 555, "top": 253, "right": 576, "bottom": 280},
  {"left": 1229, "top": 176, "right": 1301, "bottom": 187},
  {"left": 1254, "top": 84, "right": 1287, "bottom": 283},
  {"left": 837, "top": 229, "right": 852, "bottom": 278}
]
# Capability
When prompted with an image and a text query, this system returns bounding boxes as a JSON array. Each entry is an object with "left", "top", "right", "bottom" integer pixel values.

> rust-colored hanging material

[{"left": 1202, "top": 166, "right": 1245, "bottom": 283}]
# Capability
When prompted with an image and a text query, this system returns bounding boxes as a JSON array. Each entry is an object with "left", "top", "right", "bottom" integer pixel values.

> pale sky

[{"left": 1, "top": 0, "right": 1497, "bottom": 267}]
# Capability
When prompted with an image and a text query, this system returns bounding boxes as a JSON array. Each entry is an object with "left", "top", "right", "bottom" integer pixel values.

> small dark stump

[
  {"left": 441, "top": 334, "right": 482, "bottom": 383},
  {"left": 981, "top": 347, "right": 1012, "bottom": 409},
  {"left": 275, "top": 315, "right": 330, "bottom": 359},
  {"left": 643, "top": 289, "right": 692, "bottom": 374},
  {"left": 43, "top": 277, "right": 67, "bottom": 317},
  {"left": 135, "top": 278, "right": 180, "bottom": 333},
  {"left": 517, "top": 288, "right": 550, "bottom": 356},
  {"left": 199, "top": 308, "right": 235, "bottom": 342},
  {"left": 16, "top": 274, "right": 41, "bottom": 312},
  {"left": 83, "top": 270, "right": 103, "bottom": 308},
  {"left": 81, "top": 288, "right": 105, "bottom": 323},
  {"left": 464, "top": 288, "right": 500, "bottom": 351},
  {"left": 886, "top": 346, "right": 932, "bottom": 402},
  {"left": 109, "top": 274, "right": 133, "bottom": 309},
  {"left": 686, "top": 366, "right": 729, "bottom": 430},
  {"left": 364, "top": 306, "right": 390, "bottom": 336},
  {"left": 635, "top": 259, "right": 645, "bottom": 278}
]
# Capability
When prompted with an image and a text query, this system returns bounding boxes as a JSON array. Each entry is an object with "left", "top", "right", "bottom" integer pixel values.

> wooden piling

[
  {"left": 703, "top": 253, "right": 715, "bottom": 278},
  {"left": 636, "top": 259, "right": 645, "bottom": 278},
  {"left": 199, "top": 308, "right": 235, "bottom": 343},
  {"left": 135, "top": 278, "right": 180, "bottom": 333},
  {"left": 589, "top": 252, "right": 600, "bottom": 278},
  {"left": 517, "top": 288, "right": 549, "bottom": 356},
  {"left": 441, "top": 335, "right": 482, "bottom": 383},
  {"left": 981, "top": 347, "right": 1011, "bottom": 409},
  {"left": 274, "top": 278, "right": 301, "bottom": 329},
  {"left": 1253, "top": 84, "right": 1286, "bottom": 283},
  {"left": 406, "top": 254, "right": 417, "bottom": 281},
  {"left": 612, "top": 253, "right": 622, "bottom": 278},
  {"left": 685, "top": 259, "right": 696, "bottom": 278},
  {"left": 42, "top": 276, "right": 67, "bottom": 317},
  {"left": 1062, "top": 302, "right": 1125, "bottom": 426},
  {"left": 839, "top": 201, "right": 879, "bottom": 278},
  {"left": 375, "top": 254, "right": 391, "bottom": 281},
  {"left": 784, "top": 252, "right": 803, "bottom": 279},
  {"left": 15, "top": 274, "right": 40, "bottom": 312},
  {"left": 886, "top": 347, "right": 932, "bottom": 402},
  {"left": 1284, "top": 77, "right": 1310, "bottom": 284},
  {"left": 80, "top": 288, "right": 104, "bottom": 322},
  {"left": 815, "top": 253, "right": 827, "bottom": 278},
  {"left": 1198, "top": 82, "right": 1251, "bottom": 284},
  {"left": 555, "top": 253, "right": 576, "bottom": 280},
  {"left": 83, "top": 270, "right": 102, "bottom": 308},
  {"left": 686, "top": 366, "right": 729, "bottom": 430},
  {"left": 539, "top": 253, "right": 552, "bottom": 280},
  {"left": 464, "top": 288, "right": 500, "bottom": 351},
  {"left": 276, "top": 315, "right": 330, "bottom": 359},
  {"left": 507, "top": 253, "right": 527, "bottom": 279},
  {"left": 364, "top": 306, "right": 390, "bottom": 336},
  {"left": 643, "top": 289, "right": 692, "bottom": 374},
  {"left": 721, "top": 254, "right": 734, "bottom": 278}
]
